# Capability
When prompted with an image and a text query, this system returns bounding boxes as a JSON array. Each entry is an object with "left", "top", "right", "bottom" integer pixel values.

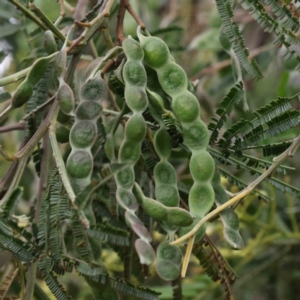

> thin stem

[
  {"left": 192, "top": 43, "right": 274, "bottom": 79},
  {"left": 170, "top": 135, "right": 300, "bottom": 246},
  {"left": 0, "top": 122, "right": 25, "bottom": 133},
  {"left": 24, "top": 126, "right": 52, "bottom": 300},
  {"left": 22, "top": 95, "right": 56, "bottom": 121},
  {"left": 35, "top": 133, "right": 51, "bottom": 224},
  {"left": 181, "top": 235, "right": 195, "bottom": 277},
  {"left": 125, "top": 1, "right": 145, "bottom": 29},
  {"left": 80, "top": 0, "right": 115, "bottom": 45},
  {"left": 29, "top": 3, "right": 66, "bottom": 42},
  {"left": 0, "top": 67, "right": 31, "bottom": 87},
  {"left": 48, "top": 122, "right": 77, "bottom": 206},
  {"left": 8, "top": 0, "right": 47, "bottom": 30},
  {"left": 58, "top": 0, "right": 66, "bottom": 17},
  {"left": 23, "top": 263, "right": 37, "bottom": 300},
  {"left": 116, "top": 0, "right": 126, "bottom": 44},
  {"left": 0, "top": 105, "right": 12, "bottom": 122}
]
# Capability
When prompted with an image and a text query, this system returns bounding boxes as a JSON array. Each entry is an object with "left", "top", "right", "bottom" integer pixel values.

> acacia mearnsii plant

[{"left": 1, "top": 0, "right": 300, "bottom": 299}]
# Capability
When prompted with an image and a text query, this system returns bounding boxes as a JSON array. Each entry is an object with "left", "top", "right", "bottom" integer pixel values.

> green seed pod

[
  {"left": 123, "top": 60, "right": 147, "bottom": 87},
  {"left": 135, "top": 239, "right": 156, "bottom": 265},
  {"left": 157, "top": 62, "right": 188, "bottom": 96},
  {"left": 122, "top": 37, "right": 144, "bottom": 61},
  {"left": 172, "top": 91, "right": 200, "bottom": 123},
  {"left": 146, "top": 88, "right": 166, "bottom": 121},
  {"left": 67, "top": 150, "right": 93, "bottom": 178},
  {"left": 119, "top": 141, "right": 141, "bottom": 164},
  {"left": 156, "top": 260, "right": 180, "bottom": 281},
  {"left": 54, "top": 47, "right": 67, "bottom": 79},
  {"left": 125, "top": 211, "right": 152, "bottom": 242},
  {"left": 81, "top": 73, "right": 108, "bottom": 101},
  {"left": 154, "top": 128, "right": 172, "bottom": 159},
  {"left": 154, "top": 162, "right": 177, "bottom": 185},
  {"left": 85, "top": 57, "right": 103, "bottom": 79},
  {"left": 112, "top": 36, "right": 154, "bottom": 265},
  {"left": 117, "top": 188, "right": 137, "bottom": 210},
  {"left": 138, "top": 27, "right": 215, "bottom": 246},
  {"left": 115, "top": 167, "right": 135, "bottom": 189},
  {"left": 57, "top": 109, "right": 71, "bottom": 124},
  {"left": 27, "top": 56, "right": 52, "bottom": 86},
  {"left": 181, "top": 122, "right": 209, "bottom": 150},
  {"left": 167, "top": 207, "right": 194, "bottom": 227},
  {"left": 44, "top": 30, "right": 57, "bottom": 55},
  {"left": 142, "top": 197, "right": 168, "bottom": 221},
  {"left": 75, "top": 101, "right": 102, "bottom": 120},
  {"left": 56, "top": 126, "right": 70, "bottom": 143},
  {"left": 11, "top": 81, "right": 33, "bottom": 108},
  {"left": 212, "top": 169, "right": 244, "bottom": 249},
  {"left": 124, "top": 86, "right": 148, "bottom": 112},
  {"left": 189, "top": 151, "right": 215, "bottom": 183},
  {"left": 189, "top": 183, "right": 215, "bottom": 216},
  {"left": 156, "top": 242, "right": 182, "bottom": 264},
  {"left": 57, "top": 80, "right": 75, "bottom": 116},
  {"left": 137, "top": 30, "right": 170, "bottom": 68},
  {"left": 155, "top": 185, "right": 179, "bottom": 207},
  {"left": 70, "top": 121, "right": 96, "bottom": 148},
  {"left": 124, "top": 114, "right": 147, "bottom": 142}
]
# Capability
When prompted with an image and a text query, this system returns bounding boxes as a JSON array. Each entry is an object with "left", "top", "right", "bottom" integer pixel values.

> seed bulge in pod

[
  {"left": 125, "top": 114, "right": 147, "bottom": 142},
  {"left": 123, "top": 61, "right": 147, "bottom": 87},
  {"left": 124, "top": 86, "right": 148, "bottom": 113},
  {"left": 158, "top": 62, "right": 187, "bottom": 96},
  {"left": 172, "top": 91, "right": 200, "bottom": 123},
  {"left": 141, "top": 36, "right": 170, "bottom": 69},
  {"left": 57, "top": 81, "right": 75, "bottom": 115},
  {"left": 154, "top": 162, "right": 177, "bottom": 185},
  {"left": 156, "top": 242, "right": 182, "bottom": 264},
  {"left": 155, "top": 185, "right": 179, "bottom": 207},
  {"left": 189, "top": 151, "right": 215, "bottom": 182},
  {"left": 156, "top": 260, "right": 180, "bottom": 281},
  {"left": 67, "top": 150, "right": 93, "bottom": 178},
  {"left": 81, "top": 73, "right": 107, "bottom": 101},
  {"left": 75, "top": 101, "right": 102, "bottom": 120},
  {"left": 70, "top": 120, "right": 96, "bottom": 148},
  {"left": 181, "top": 121, "right": 209, "bottom": 150},
  {"left": 123, "top": 38, "right": 144, "bottom": 61}
]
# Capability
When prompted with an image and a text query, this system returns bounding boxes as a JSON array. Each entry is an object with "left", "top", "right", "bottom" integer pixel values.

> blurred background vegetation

[{"left": 1, "top": 0, "right": 300, "bottom": 299}]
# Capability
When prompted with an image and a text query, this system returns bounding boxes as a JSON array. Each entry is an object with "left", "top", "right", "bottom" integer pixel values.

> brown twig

[
  {"left": 192, "top": 43, "right": 275, "bottom": 80},
  {"left": 125, "top": 0, "right": 145, "bottom": 29},
  {"left": 0, "top": 122, "right": 25, "bottom": 133},
  {"left": 57, "top": 0, "right": 66, "bottom": 17},
  {"left": 116, "top": 0, "right": 127, "bottom": 45}
]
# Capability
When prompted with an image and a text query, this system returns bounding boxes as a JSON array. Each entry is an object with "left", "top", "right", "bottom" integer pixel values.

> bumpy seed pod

[
  {"left": 44, "top": 30, "right": 58, "bottom": 55},
  {"left": 108, "top": 36, "right": 156, "bottom": 265},
  {"left": 138, "top": 27, "right": 215, "bottom": 243},
  {"left": 11, "top": 53, "right": 56, "bottom": 109},
  {"left": 56, "top": 126, "right": 70, "bottom": 143},
  {"left": 66, "top": 71, "right": 108, "bottom": 193},
  {"left": 133, "top": 183, "right": 193, "bottom": 227},
  {"left": 56, "top": 79, "right": 75, "bottom": 116},
  {"left": 11, "top": 81, "right": 33, "bottom": 109},
  {"left": 212, "top": 168, "right": 244, "bottom": 250},
  {"left": 155, "top": 241, "right": 182, "bottom": 281}
]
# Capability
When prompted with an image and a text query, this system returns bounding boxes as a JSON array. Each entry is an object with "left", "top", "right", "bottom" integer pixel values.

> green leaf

[
  {"left": 38, "top": 258, "right": 71, "bottom": 300},
  {"left": 215, "top": 0, "right": 263, "bottom": 80},
  {"left": 87, "top": 223, "right": 130, "bottom": 246},
  {"left": 208, "top": 82, "right": 244, "bottom": 144}
]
